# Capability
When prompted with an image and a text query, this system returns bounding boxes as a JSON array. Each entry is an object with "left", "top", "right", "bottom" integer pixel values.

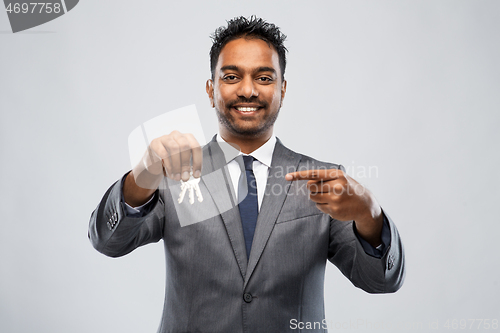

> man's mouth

[
  {"left": 232, "top": 105, "right": 262, "bottom": 114},
  {"left": 236, "top": 106, "right": 259, "bottom": 112}
]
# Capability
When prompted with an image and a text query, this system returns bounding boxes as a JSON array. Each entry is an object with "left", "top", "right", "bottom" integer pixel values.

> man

[{"left": 89, "top": 16, "right": 405, "bottom": 333}]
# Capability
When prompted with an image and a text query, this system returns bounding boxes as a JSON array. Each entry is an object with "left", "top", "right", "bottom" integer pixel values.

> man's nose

[{"left": 237, "top": 77, "right": 258, "bottom": 99}]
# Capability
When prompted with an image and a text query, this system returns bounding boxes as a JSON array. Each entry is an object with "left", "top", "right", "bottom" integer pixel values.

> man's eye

[
  {"left": 258, "top": 77, "right": 272, "bottom": 82},
  {"left": 224, "top": 75, "right": 238, "bottom": 80}
]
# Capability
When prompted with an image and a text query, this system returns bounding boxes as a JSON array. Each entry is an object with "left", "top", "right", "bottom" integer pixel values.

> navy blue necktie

[{"left": 238, "top": 155, "right": 258, "bottom": 259}]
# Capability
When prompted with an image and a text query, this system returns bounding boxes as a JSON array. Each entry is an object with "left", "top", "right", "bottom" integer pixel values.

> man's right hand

[
  {"left": 124, "top": 131, "right": 202, "bottom": 207},
  {"left": 144, "top": 131, "right": 202, "bottom": 181}
]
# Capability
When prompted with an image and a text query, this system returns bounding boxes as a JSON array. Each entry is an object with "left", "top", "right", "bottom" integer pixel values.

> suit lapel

[
  {"left": 201, "top": 137, "right": 248, "bottom": 279},
  {"left": 244, "top": 139, "right": 301, "bottom": 287}
]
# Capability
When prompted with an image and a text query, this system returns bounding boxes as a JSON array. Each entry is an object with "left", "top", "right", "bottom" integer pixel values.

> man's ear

[
  {"left": 206, "top": 79, "right": 214, "bottom": 108},
  {"left": 280, "top": 79, "right": 287, "bottom": 106}
]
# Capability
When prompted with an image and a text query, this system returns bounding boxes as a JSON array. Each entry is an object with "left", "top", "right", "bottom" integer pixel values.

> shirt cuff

[
  {"left": 120, "top": 173, "right": 157, "bottom": 218},
  {"left": 353, "top": 211, "right": 391, "bottom": 259}
]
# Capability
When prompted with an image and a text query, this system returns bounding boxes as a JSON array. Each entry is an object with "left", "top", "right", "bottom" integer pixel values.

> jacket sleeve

[
  {"left": 327, "top": 209, "right": 405, "bottom": 293},
  {"left": 88, "top": 173, "right": 166, "bottom": 258}
]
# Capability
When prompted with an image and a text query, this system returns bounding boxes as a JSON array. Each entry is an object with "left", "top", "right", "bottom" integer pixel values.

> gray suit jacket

[{"left": 88, "top": 138, "right": 405, "bottom": 333}]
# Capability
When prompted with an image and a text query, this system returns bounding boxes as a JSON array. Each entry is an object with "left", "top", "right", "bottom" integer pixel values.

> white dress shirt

[{"left": 216, "top": 134, "right": 276, "bottom": 212}]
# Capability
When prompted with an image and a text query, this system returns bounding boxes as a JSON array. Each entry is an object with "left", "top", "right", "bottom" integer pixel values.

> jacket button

[
  {"left": 243, "top": 293, "right": 253, "bottom": 303},
  {"left": 387, "top": 254, "right": 395, "bottom": 270}
]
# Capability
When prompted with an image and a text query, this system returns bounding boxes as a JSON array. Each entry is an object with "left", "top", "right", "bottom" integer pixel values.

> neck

[{"left": 219, "top": 127, "right": 273, "bottom": 154}]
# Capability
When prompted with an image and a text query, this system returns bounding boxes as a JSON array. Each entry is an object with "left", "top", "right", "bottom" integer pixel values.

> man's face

[{"left": 206, "top": 38, "right": 287, "bottom": 138}]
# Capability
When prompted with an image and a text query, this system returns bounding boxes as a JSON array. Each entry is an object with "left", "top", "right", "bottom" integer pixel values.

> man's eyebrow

[
  {"left": 220, "top": 65, "right": 240, "bottom": 72},
  {"left": 220, "top": 65, "right": 277, "bottom": 76},
  {"left": 253, "top": 66, "right": 277, "bottom": 75}
]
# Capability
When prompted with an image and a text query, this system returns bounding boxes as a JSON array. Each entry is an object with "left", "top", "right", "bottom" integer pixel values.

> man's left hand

[{"left": 285, "top": 169, "right": 384, "bottom": 247}]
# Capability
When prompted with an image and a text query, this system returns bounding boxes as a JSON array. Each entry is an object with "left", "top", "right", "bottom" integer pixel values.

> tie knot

[{"left": 242, "top": 155, "right": 254, "bottom": 171}]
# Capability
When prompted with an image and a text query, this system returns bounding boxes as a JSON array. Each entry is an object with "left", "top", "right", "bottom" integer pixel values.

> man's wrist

[
  {"left": 123, "top": 170, "right": 159, "bottom": 207},
  {"left": 353, "top": 210, "right": 384, "bottom": 247}
]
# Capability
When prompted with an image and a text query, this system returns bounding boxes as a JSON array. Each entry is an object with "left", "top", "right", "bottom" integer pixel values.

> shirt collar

[{"left": 216, "top": 133, "right": 276, "bottom": 168}]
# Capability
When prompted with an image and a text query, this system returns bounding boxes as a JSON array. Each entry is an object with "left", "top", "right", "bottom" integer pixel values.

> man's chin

[
  {"left": 228, "top": 124, "right": 267, "bottom": 138},
  {"left": 216, "top": 108, "right": 277, "bottom": 138}
]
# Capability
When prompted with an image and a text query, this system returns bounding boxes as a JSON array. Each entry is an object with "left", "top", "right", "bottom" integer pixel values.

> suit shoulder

[
  {"left": 299, "top": 153, "right": 343, "bottom": 170},
  {"left": 278, "top": 140, "right": 344, "bottom": 172}
]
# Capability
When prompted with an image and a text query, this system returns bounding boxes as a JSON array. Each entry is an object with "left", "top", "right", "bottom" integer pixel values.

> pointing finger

[{"left": 285, "top": 168, "right": 343, "bottom": 181}]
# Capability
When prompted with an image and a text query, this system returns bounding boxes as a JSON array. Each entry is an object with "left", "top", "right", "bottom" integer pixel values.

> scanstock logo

[{"left": 3, "top": 1, "right": 79, "bottom": 33}]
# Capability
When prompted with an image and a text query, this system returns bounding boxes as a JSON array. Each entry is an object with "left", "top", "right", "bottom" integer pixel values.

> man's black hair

[{"left": 210, "top": 16, "right": 288, "bottom": 81}]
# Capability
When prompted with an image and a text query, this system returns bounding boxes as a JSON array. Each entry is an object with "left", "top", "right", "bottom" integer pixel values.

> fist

[{"left": 142, "top": 131, "right": 202, "bottom": 182}]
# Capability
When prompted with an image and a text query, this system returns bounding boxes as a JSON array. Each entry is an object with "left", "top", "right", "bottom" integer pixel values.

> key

[
  {"left": 178, "top": 182, "right": 188, "bottom": 204},
  {"left": 188, "top": 183, "right": 195, "bottom": 204},
  {"left": 193, "top": 178, "right": 203, "bottom": 203},
  {"left": 187, "top": 176, "right": 203, "bottom": 204},
  {"left": 178, "top": 175, "right": 203, "bottom": 204}
]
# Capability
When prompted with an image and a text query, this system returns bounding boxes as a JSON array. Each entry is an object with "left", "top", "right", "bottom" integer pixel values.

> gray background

[{"left": 1, "top": 1, "right": 499, "bottom": 332}]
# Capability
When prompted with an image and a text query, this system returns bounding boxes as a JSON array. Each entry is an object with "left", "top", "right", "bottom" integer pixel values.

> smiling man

[
  {"left": 89, "top": 16, "right": 405, "bottom": 333},
  {"left": 208, "top": 37, "right": 285, "bottom": 152}
]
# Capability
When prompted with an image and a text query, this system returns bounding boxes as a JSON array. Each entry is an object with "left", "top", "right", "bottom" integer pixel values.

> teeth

[{"left": 236, "top": 107, "right": 258, "bottom": 112}]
